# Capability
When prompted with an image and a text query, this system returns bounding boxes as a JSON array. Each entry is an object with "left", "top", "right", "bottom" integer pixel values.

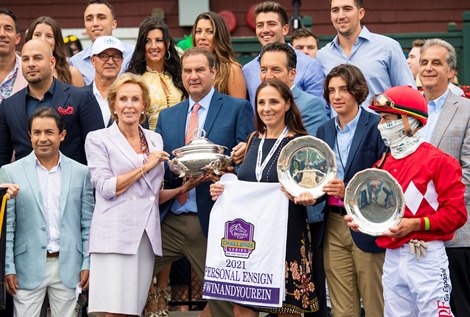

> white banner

[{"left": 203, "top": 174, "right": 289, "bottom": 307}]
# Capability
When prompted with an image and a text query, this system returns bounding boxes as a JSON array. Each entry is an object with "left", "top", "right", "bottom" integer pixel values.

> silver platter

[
  {"left": 277, "top": 135, "right": 337, "bottom": 198},
  {"left": 344, "top": 168, "right": 405, "bottom": 236}
]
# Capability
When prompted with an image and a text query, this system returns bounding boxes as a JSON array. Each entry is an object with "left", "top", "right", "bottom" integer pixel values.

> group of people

[{"left": 0, "top": 0, "right": 469, "bottom": 317}]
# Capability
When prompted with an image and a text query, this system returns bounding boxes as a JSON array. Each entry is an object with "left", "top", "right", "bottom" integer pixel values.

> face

[
  {"left": 84, "top": 3, "right": 117, "bottom": 42},
  {"left": 145, "top": 29, "right": 168, "bottom": 68},
  {"left": 260, "top": 51, "right": 295, "bottom": 86},
  {"left": 379, "top": 112, "right": 400, "bottom": 124},
  {"left": 30, "top": 117, "right": 66, "bottom": 162},
  {"left": 407, "top": 46, "right": 420, "bottom": 79},
  {"left": 91, "top": 48, "right": 123, "bottom": 80},
  {"left": 194, "top": 19, "right": 215, "bottom": 52},
  {"left": 419, "top": 45, "right": 454, "bottom": 95},
  {"left": 21, "top": 40, "right": 56, "bottom": 85},
  {"left": 0, "top": 14, "right": 21, "bottom": 57},
  {"left": 330, "top": 0, "right": 364, "bottom": 37},
  {"left": 257, "top": 85, "right": 290, "bottom": 130},
  {"left": 114, "top": 83, "right": 145, "bottom": 126},
  {"left": 327, "top": 76, "right": 358, "bottom": 116},
  {"left": 182, "top": 54, "right": 216, "bottom": 102},
  {"left": 32, "top": 23, "right": 55, "bottom": 50},
  {"left": 255, "top": 12, "right": 289, "bottom": 47},
  {"left": 292, "top": 36, "right": 318, "bottom": 58}
]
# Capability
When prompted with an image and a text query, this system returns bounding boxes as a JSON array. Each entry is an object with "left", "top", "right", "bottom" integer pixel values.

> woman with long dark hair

[
  {"left": 126, "top": 16, "right": 186, "bottom": 131},
  {"left": 25, "top": 16, "right": 84, "bottom": 87}
]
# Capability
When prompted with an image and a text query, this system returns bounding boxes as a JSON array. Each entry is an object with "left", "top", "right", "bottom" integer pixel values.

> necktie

[{"left": 178, "top": 103, "right": 201, "bottom": 205}]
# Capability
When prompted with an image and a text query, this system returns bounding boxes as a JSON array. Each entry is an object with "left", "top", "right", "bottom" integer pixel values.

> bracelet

[
  {"left": 140, "top": 165, "right": 145, "bottom": 177},
  {"left": 423, "top": 217, "right": 430, "bottom": 231}
]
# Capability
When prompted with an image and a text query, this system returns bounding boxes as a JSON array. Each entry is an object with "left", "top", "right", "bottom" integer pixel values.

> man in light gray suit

[
  {"left": 1, "top": 107, "right": 94, "bottom": 317},
  {"left": 259, "top": 42, "right": 327, "bottom": 136},
  {"left": 418, "top": 38, "right": 470, "bottom": 317}
]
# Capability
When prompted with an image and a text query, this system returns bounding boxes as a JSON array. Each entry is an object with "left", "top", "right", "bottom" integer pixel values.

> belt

[
  {"left": 329, "top": 205, "right": 347, "bottom": 216},
  {"left": 47, "top": 252, "right": 59, "bottom": 258}
]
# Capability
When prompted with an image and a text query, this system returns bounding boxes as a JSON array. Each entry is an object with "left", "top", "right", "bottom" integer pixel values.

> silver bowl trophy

[
  {"left": 277, "top": 135, "right": 337, "bottom": 198},
  {"left": 169, "top": 129, "right": 232, "bottom": 178},
  {"left": 344, "top": 168, "right": 405, "bottom": 236}
]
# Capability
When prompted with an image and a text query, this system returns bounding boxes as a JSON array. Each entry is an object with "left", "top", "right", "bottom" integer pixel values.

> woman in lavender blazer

[{"left": 84, "top": 73, "right": 193, "bottom": 316}]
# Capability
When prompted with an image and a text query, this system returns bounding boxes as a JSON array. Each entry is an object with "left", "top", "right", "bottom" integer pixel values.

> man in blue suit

[
  {"left": 259, "top": 42, "right": 327, "bottom": 136},
  {"left": 156, "top": 47, "right": 254, "bottom": 317},
  {"left": 1, "top": 107, "right": 94, "bottom": 317},
  {"left": 316, "top": 64, "right": 386, "bottom": 317},
  {"left": 0, "top": 39, "right": 104, "bottom": 167}
]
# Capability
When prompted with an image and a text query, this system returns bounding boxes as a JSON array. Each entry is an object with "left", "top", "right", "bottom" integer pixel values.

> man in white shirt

[
  {"left": 1, "top": 107, "right": 94, "bottom": 317},
  {"left": 87, "top": 35, "right": 123, "bottom": 126}
]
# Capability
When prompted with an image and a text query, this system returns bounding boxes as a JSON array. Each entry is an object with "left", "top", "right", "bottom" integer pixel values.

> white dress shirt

[
  {"left": 35, "top": 155, "right": 62, "bottom": 253},
  {"left": 93, "top": 81, "right": 111, "bottom": 126}
]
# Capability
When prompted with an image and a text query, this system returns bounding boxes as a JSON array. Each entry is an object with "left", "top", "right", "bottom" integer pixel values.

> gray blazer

[
  {"left": 1, "top": 153, "right": 94, "bottom": 289},
  {"left": 430, "top": 92, "right": 470, "bottom": 248}
]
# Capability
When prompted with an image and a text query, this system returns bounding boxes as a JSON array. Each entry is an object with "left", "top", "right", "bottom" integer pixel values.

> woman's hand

[
  {"left": 145, "top": 150, "right": 170, "bottom": 171},
  {"left": 281, "top": 187, "right": 316, "bottom": 206},
  {"left": 210, "top": 183, "right": 225, "bottom": 201},
  {"left": 322, "top": 178, "right": 345, "bottom": 199},
  {"left": 231, "top": 142, "right": 247, "bottom": 165}
]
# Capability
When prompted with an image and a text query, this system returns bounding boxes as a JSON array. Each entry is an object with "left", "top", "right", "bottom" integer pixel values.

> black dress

[{"left": 237, "top": 134, "right": 319, "bottom": 314}]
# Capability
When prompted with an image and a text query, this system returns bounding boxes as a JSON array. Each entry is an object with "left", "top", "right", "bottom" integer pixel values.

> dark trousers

[
  {"left": 446, "top": 247, "right": 470, "bottom": 317},
  {"left": 305, "top": 221, "right": 328, "bottom": 317}
]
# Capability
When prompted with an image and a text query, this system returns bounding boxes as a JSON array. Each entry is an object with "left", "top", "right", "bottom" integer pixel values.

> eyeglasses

[
  {"left": 95, "top": 53, "right": 123, "bottom": 62},
  {"left": 64, "top": 35, "right": 78, "bottom": 44}
]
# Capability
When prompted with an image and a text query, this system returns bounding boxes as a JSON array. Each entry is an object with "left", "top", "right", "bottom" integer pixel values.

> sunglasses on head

[
  {"left": 372, "top": 94, "right": 428, "bottom": 119},
  {"left": 64, "top": 35, "right": 78, "bottom": 44}
]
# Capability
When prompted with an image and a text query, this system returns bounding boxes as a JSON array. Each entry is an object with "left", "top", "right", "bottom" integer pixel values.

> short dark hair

[
  {"left": 0, "top": 8, "right": 20, "bottom": 33},
  {"left": 411, "top": 39, "right": 425, "bottom": 48},
  {"left": 255, "top": 79, "right": 308, "bottom": 136},
  {"left": 324, "top": 64, "right": 369, "bottom": 105},
  {"left": 291, "top": 28, "right": 318, "bottom": 44},
  {"left": 29, "top": 107, "right": 65, "bottom": 133},
  {"left": 86, "top": 0, "right": 116, "bottom": 19},
  {"left": 181, "top": 47, "right": 216, "bottom": 69},
  {"left": 329, "top": 0, "right": 363, "bottom": 8},
  {"left": 260, "top": 42, "right": 297, "bottom": 70},
  {"left": 254, "top": 1, "right": 288, "bottom": 26}
]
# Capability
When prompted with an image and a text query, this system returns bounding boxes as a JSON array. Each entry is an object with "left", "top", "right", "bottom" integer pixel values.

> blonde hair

[{"left": 108, "top": 73, "right": 151, "bottom": 124}]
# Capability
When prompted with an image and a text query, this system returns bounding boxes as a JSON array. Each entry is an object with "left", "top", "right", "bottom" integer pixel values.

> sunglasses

[
  {"left": 64, "top": 35, "right": 78, "bottom": 44},
  {"left": 372, "top": 94, "right": 428, "bottom": 119},
  {"left": 95, "top": 53, "right": 123, "bottom": 62}
]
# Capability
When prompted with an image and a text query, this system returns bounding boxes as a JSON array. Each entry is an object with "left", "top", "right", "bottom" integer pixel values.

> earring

[
  {"left": 165, "top": 50, "right": 171, "bottom": 60},
  {"left": 114, "top": 110, "right": 117, "bottom": 114},
  {"left": 141, "top": 111, "right": 145, "bottom": 115}
]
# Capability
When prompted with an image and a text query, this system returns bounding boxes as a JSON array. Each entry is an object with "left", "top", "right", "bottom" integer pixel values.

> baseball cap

[{"left": 91, "top": 36, "right": 123, "bottom": 55}]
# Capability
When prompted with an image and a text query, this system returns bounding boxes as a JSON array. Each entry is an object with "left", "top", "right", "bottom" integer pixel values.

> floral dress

[{"left": 237, "top": 134, "right": 319, "bottom": 314}]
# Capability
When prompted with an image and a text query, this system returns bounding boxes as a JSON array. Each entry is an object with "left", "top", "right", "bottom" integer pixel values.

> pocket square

[{"left": 57, "top": 106, "right": 74, "bottom": 116}]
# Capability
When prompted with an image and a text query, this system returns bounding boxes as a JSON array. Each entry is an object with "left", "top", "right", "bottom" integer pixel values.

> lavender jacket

[{"left": 85, "top": 122, "right": 164, "bottom": 255}]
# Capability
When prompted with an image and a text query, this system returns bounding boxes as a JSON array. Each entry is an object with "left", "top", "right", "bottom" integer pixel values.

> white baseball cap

[{"left": 91, "top": 36, "right": 123, "bottom": 55}]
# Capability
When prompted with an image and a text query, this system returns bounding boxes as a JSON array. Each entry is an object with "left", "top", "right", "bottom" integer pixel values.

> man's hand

[
  {"left": 80, "top": 270, "right": 90, "bottom": 291},
  {"left": 382, "top": 218, "right": 420, "bottom": 237},
  {"left": 344, "top": 215, "right": 360, "bottom": 232},
  {"left": 322, "top": 179, "right": 345, "bottom": 198},
  {"left": 0, "top": 184, "right": 20, "bottom": 200},
  {"left": 5, "top": 274, "right": 18, "bottom": 295}
]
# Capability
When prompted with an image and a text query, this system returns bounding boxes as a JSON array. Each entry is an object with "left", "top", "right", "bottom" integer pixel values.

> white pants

[
  {"left": 383, "top": 241, "right": 453, "bottom": 317},
  {"left": 13, "top": 257, "right": 77, "bottom": 317}
]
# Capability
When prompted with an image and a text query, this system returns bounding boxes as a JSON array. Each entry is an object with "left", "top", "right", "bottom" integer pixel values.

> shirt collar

[
  {"left": 332, "top": 25, "right": 371, "bottom": 48},
  {"left": 427, "top": 89, "right": 449, "bottom": 112},
  {"left": 188, "top": 87, "right": 215, "bottom": 113},
  {"left": 34, "top": 152, "right": 62, "bottom": 171},
  {"left": 26, "top": 78, "right": 56, "bottom": 99},
  {"left": 335, "top": 107, "right": 362, "bottom": 133}
]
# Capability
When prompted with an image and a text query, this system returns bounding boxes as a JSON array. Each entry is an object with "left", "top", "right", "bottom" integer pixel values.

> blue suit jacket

[
  {"left": 0, "top": 79, "right": 105, "bottom": 166},
  {"left": 156, "top": 90, "right": 254, "bottom": 236},
  {"left": 292, "top": 86, "right": 327, "bottom": 136},
  {"left": 316, "top": 109, "right": 386, "bottom": 253},
  {"left": 0, "top": 153, "right": 94, "bottom": 289}
]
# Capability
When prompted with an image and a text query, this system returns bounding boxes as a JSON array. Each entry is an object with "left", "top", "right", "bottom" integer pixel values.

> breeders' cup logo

[{"left": 221, "top": 218, "right": 255, "bottom": 258}]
